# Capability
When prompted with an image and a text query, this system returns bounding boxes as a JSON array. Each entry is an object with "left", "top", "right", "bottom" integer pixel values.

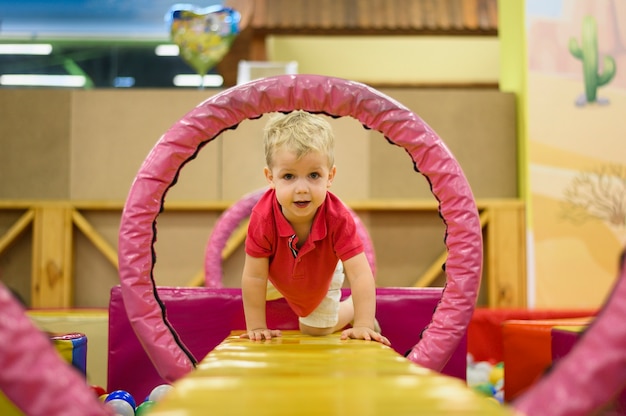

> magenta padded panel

[
  {"left": 108, "top": 286, "right": 466, "bottom": 400},
  {"left": 551, "top": 327, "right": 584, "bottom": 362}
]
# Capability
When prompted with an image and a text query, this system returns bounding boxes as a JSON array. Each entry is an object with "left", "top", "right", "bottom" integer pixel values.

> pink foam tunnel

[
  {"left": 118, "top": 74, "right": 483, "bottom": 383},
  {"left": 204, "top": 187, "right": 377, "bottom": 288},
  {"left": 0, "top": 282, "right": 113, "bottom": 416}
]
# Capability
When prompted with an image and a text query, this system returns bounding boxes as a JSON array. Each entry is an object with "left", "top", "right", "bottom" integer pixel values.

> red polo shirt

[{"left": 245, "top": 189, "right": 364, "bottom": 317}]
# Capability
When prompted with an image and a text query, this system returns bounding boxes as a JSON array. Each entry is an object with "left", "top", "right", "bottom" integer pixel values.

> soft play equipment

[
  {"left": 502, "top": 317, "right": 593, "bottom": 402},
  {"left": 28, "top": 309, "right": 109, "bottom": 389},
  {"left": 512, "top": 250, "right": 626, "bottom": 416},
  {"left": 2, "top": 75, "right": 626, "bottom": 414},
  {"left": 117, "top": 74, "right": 484, "bottom": 384},
  {"left": 204, "top": 187, "right": 377, "bottom": 287},
  {"left": 467, "top": 308, "right": 597, "bottom": 363},
  {"left": 146, "top": 331, "right": 511, "bottom": 415},
  {"left": 108, "top": 285, "right": 467, "bottom": 401},
  {"left": 0, "top": 281, "right": 112, "bottom": 416},
  {"left": 49, "top": 332, "right": 88, "bottom": 377}
]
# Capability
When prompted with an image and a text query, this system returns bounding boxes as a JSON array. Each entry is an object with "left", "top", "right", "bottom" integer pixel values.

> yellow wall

[{"left": 267, "top": 36, "right": 500, "bottom": 84}]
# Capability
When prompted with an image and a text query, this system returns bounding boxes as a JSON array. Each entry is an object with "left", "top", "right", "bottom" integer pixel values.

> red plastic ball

[{"left": 90, "top": 385, "right": 107, "bottom": 397}]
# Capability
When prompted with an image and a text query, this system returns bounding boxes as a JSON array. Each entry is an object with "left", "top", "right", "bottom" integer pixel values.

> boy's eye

[
  {"left": 283, "top": 174, "right": 294, "bottom": 180},
  {"left": 309, "top": 172, "right": 321, "bottom": 179}
]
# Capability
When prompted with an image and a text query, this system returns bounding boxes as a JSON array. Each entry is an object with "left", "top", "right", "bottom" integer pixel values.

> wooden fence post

[{"left": 31, "top": 204, "right": 73, "bottom": 308}]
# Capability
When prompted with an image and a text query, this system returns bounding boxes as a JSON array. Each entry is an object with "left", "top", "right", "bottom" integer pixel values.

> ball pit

[
  {"left": 467, "top": 354, "right": 504, "bottom": 403},
  {"left": 99, "top": 384, "right": 174, "bottom": 415}
]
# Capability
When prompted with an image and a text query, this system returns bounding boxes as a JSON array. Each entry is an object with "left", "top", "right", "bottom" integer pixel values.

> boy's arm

[
  {"left": 240, "top": 254, "right": 282, "bottom": 340},
  {"left": 341, "top": 252, "right": 390, "bottom": 346}
]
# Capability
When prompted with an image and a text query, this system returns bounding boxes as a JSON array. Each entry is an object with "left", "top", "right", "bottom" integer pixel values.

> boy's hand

[
  {"left": 240, "top": 328, "right": 282, "bottom": 341},
  {"left": 340, "top": 327, "right": 391, "bottom": 346}
]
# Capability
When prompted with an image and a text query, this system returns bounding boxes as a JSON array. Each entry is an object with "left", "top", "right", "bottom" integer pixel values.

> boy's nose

[{"left": 295, "top": 179, "right": 308, "bottom": 192}]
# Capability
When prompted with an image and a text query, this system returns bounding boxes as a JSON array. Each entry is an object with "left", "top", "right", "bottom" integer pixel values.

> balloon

[{"left": 166, "top": 4, "right": 241, "bottom": 76}]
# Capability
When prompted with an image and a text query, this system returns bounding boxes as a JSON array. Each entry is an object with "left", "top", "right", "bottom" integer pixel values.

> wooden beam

[
  {"left": 486, "top": 204, "right": 527, "bottom": 307},
  {"left": 188, "top": 269, "right": 205, "bottom": 287},
  {"left": 413, "top": 210, "right": 489, "bottom": 288},
  {"left": 413, "top": 250, "right": 447, "bottom": 288},
  {"left": 0, "top": 209, "right": 34, "bottom": 256},
  {"left": 31, "top": 205, "right": 73, "bottom": 308},
  {"left": 186, "top": 219, "right": 250, "bottom": 287},
  {"left": 0, "top": 198, "right": 525, "bottom": 307},
  {"left": 71, "top": 209, "right": 119, "bottom": 269},
  {"left": 222, "top": 219, "right": 250, "bottom": 259}
]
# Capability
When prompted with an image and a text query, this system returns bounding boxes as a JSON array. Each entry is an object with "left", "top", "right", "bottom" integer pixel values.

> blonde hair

[{"left": 263, "top": 111, "right": 335, "bottom": 168}]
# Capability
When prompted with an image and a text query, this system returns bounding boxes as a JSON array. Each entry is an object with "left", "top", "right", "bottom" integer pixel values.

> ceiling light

[
  {"left": 155, "top": 44, "right": 179, "bottom": 56},
  {"left": 0, "top": 74, "right": 86, "bottom": 87},
  {"left": 0, "top": 44, "right": 53, "bottom": 55},
  {"left": 173, "top": 74, "right": 223, "bottom": 88}
]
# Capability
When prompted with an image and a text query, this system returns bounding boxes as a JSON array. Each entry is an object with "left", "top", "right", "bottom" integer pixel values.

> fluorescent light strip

[
  {"left": 173, "top": 74, "right": 223, "bottom": 88},
  {"left": 155, "top": 44, "right": 180, "bottom": 56},
  {"left": 0, "top": 74, "right": 86, "bottom": 87},
  {"left": 0, "top": 44, "right": 53, "bottom": 55}
]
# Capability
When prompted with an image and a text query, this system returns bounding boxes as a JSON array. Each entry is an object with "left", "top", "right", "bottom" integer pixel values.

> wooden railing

[{"left": 0, "top": 199, "right": 526, "bottom": 308}]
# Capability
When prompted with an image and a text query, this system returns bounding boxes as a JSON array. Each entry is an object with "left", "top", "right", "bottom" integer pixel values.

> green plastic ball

[{"left": 135, "top": 400, "right": 156, "bottom": 415}]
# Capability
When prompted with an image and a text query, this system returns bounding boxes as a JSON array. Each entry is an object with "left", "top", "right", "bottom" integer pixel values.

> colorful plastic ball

[
  {"left": 90, "top": 385, "right": 107, "bottom": 397},
  {"left": 472, "top": 382, "right": 496, "bottom": 397},
  {"left": 105, "top": 389, "right": 137, "bottom": 410},
  {"left": 489, "top": 362, "right": 505, "bottom": 385},
  {"left": 467, "top": 360, "right": 493, "bottom": 387},
  {"left": 105, "top": 398, "right": 135, "bottom": 416},
  {"left": 494, "top": 389, "right": 504, "bottom": 403},
  {"left": 135, "top": 400, "right": 156, "bottom": 415},
  {"left": 149, "top": 384, "right": 174, "bottom": 402}
]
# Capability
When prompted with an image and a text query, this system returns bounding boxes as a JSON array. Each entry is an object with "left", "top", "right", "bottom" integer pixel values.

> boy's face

[{"left": 264, "top": 147, "right": 335, "bottom": 225}]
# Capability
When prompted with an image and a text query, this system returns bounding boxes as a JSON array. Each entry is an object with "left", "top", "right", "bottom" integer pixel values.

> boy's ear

[
  {"left": 264, "top": 167, "right": 275, "bottom": 188},
  {"left": 327, "top": 165, "right": 337, "bottom": 187}
]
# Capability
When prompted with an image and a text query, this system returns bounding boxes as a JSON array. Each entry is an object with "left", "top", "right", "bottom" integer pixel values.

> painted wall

[
  {"left": 264, "top": 1, "right": 626, "bottom": 309},
  {"left": 8, "top": 1, "right": 621, "bottom": 309},
  {"left": 526, "top": 0, "right": 626, "bottom": 307},
  {"left": 267, "top": 36, "right": 500, "bottom": 85}
]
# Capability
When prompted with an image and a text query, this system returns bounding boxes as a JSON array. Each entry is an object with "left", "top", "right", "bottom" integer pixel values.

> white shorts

[{"left": 267, "top": 261, "right": 345, "bottom": 329}]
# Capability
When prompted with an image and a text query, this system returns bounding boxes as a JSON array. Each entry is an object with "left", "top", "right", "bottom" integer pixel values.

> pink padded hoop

[
  {"left": 0, "top": 282, "right": 112, "bottom": 416},
  {"left": 118, "top": 74, "right": 482, "bottom": 382},
  {"left": 204, "top": 187, "right": 377, "bottom": 288}
]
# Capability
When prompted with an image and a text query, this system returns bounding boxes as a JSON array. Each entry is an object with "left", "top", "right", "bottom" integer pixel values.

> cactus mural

[{"left": 568, "top": 15, "right": 617, "bottom": 105}]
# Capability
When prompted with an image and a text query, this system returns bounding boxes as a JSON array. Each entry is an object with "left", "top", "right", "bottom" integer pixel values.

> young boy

[{"left": 240, "top": 110, "right": 390, "bottom": 346}]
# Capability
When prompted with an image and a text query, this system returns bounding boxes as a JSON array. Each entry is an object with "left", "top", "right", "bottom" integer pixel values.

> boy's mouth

[{"left": 294, "top": 201, "right": 310, "bottom": 208}]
